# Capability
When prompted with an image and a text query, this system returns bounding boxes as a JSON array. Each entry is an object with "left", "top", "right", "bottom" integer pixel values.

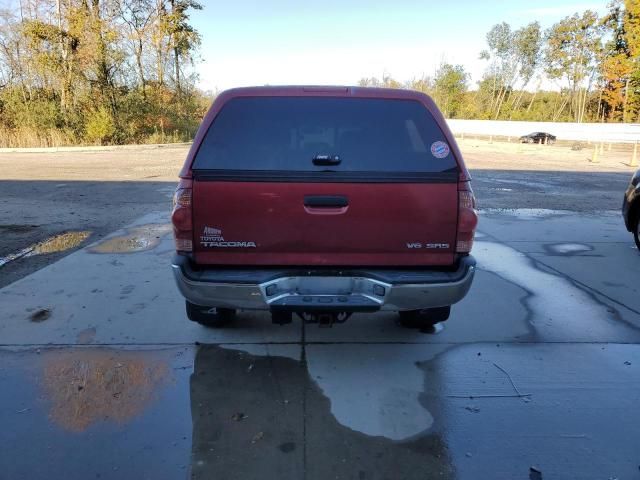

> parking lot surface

[
  {"left": 2, "top": 208, "right": 639, "bottom": 479},
  {"left": 1, "top": 145, "right": 639, "bottom": 479}
]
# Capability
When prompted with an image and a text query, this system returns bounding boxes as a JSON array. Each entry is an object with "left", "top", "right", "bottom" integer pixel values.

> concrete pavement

[{"left": 1, "top": 208, "right": 639, "bottom": 479}]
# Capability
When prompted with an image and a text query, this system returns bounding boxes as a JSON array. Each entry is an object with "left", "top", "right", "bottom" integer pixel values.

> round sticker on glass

[{"left": 430, "top": 141, "right": 450, "bottom": 159}]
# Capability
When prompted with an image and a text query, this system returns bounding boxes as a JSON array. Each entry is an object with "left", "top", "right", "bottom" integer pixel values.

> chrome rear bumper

[{"left": 171, "top": 255, "right": 475, "bottom": 312}]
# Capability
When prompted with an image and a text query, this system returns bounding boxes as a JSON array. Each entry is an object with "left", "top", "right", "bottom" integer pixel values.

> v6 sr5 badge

[{"left": 406, "top": 242, "right": 450, "bottom": 249}]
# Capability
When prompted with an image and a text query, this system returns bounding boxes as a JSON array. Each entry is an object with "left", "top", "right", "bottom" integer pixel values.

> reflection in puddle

[
  {"left": 191, "top": 345, "right": 452, "bottom": 479},
  {"left": 305, "top": 344, "right": 439, "bottom": 441},
  {"left": 0, "top": 231, "right": 91, "bottom": 267},
  {"left": 87, "top": 223, "right": 171, "bottom": 253},
  {"left": 42, "top": 349, "right": 170, "bottom": 432},
  {"left": 33, "top": 231, "right": 91, "bottom": 254}
]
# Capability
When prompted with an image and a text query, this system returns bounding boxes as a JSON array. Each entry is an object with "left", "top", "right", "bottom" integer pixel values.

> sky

[{"left": 190, "top": 0, "right": 609, "bottom": 92}]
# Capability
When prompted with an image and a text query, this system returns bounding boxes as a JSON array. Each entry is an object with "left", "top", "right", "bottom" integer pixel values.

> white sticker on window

[{"left": 430, "top": 141, "right": 450, "bottom": 159}]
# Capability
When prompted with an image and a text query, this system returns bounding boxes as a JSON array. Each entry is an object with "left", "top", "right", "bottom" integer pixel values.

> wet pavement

[
  {"left": 1, "top": 209, "right": 639, "bottom": 479},
  {"left": 0, "top": 231, "right": 91, "bottom": 268}
]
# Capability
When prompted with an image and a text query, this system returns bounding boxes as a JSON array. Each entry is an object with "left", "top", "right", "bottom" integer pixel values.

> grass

[
  {"left": 0, "top": 126, "right": 77, "bottom": 148},
  {"left": 0, "top": 126, "right": 195, "bottom": 148}
]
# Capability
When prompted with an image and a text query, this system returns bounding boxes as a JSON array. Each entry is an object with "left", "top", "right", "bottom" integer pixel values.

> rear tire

[
  {"left": 398, "top": 306, "right": 451, "bottom": 329},
  {"left": 633, "top": 214, "right": 640, "bottom": 251},
  {"left": 186, "top": 301, "right": 236, "bottom": 328}
]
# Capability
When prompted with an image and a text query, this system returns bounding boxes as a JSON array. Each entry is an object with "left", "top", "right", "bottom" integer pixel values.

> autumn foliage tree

[
  {"left": 601, "top": 0, "right": 640, "bottom": 121},
  {"left": 0, "top": 0, "right": 206, "bottom": 146}
]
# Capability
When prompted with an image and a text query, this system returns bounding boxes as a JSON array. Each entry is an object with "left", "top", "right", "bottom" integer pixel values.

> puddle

[
  {"left": 0, "top": 348, "right": 193, "bottom": 479},
  {"left": 547, "top": 243, "right": 593, "bottom": 255},
  {"left": 192, "top": 345, "right": 453, "bottom": 478},
  {"left": 32, "top": 231, "right": 91, "bottom": 254},
  {"left": 479, "top": 208, "right": 573, "bottom": 219},
  {"left": 0, "top": 231, "right": 91, "bottom": 268},
  {"left": 42, "top": 349, "right": 170, "bottom": 432},
  {"left": 480, "top": 208, "right": 620, "bottom": 220},
  {"left": 305, "top": 344, "right": 440, "bottom": 441},
  {"left": 87, "top": 224, "right": 172, "bottom": 254},
  {"left": 475, "top": 241, "right": 629, "bottom": 340}
]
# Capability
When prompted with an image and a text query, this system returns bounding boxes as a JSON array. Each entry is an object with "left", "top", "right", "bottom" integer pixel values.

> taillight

[
  {"left": 457, "top": 182, "right": 478, "bottom": 253},
  {"left": 171, "top": 179, "right": 193, "bottom": 253}
]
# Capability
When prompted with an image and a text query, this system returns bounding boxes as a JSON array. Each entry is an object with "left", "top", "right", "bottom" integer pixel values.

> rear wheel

[
  {"left": 186, "top": 301, "right": 236, "bottom": 328},
  {"left": 398, "top": 306, "right": 451, "bottom": 329},
  {"left": 633, "top": 213, "right": 640, "bottom": 251}
]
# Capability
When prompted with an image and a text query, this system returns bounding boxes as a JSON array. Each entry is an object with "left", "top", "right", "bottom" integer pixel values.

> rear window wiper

[{"left": 312, "top": 154, "right": 342, "bottom": 166}]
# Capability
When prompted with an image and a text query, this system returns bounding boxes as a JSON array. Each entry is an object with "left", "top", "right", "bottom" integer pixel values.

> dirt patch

[
  {"left": 0, "top": 145, "right": 186, "bottom": 182},
  {"left": 459, "top": 138, "right": 637, "bottom": 173},
  {"left": 42, "top": 349, "right": 170, "bottom": 432},
  {"left": 87, "top": 224, "right": 172, "bottom": 254}
]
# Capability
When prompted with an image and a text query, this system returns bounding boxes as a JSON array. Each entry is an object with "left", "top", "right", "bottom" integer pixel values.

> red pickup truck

[{"left": 171, "top": 86, "right": 477, "bottom": 328}]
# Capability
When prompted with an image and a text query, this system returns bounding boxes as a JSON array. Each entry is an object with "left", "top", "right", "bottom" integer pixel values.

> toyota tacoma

[{"left": 171, "top": 86, "right": 478, "bottom": 328}]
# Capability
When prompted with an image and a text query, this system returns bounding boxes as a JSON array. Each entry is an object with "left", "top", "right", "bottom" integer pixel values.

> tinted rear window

[{"left": 193, "top": 97, "right": 457, "bottom": 173}]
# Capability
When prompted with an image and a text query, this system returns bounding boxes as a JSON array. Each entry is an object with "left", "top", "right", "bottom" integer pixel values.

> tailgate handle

[
  {"left": 304, "top": 195, "right": 349, "bottom": 208},
  {"left": 312, "top": 155, "right": 341, "bottom": 166}
]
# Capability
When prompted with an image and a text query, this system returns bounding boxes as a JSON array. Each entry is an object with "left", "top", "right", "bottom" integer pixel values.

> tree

[
  {"left": 406, "top": 76, "right": 433, "bottom": 94},
  {"left": 0, "top": 0, "right": 205, "bottom": 146},
  {"left": 621, "top": 0, "right": 640, "bottom": 121},
  {"left": 479, "top": 21, "right": 543, "bottom": 119},
  {"left": 357, "top": 73, "right": 403, "bottom": 89},
  {"left": 544, "top": 11, "right": 605, "bottom": 122},
  {"left": 479, "top": 22, "right": 513, "bottom": 118},
  {"left": 116, "top": 0, "right": 155, "bottom": 97},
  {"left": 508, "top": 22, "right": 543, "bottom": 117},
  {"left": 161, "top": 0, "right": 201, "bottom": 93},
  {"left": 432, "top": 63, "right": 469, "bottom": 118}
]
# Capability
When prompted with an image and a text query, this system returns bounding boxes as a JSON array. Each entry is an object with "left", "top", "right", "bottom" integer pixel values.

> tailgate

[{"left": 193, "top": 180, "right": 457, "bottom": 266}]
